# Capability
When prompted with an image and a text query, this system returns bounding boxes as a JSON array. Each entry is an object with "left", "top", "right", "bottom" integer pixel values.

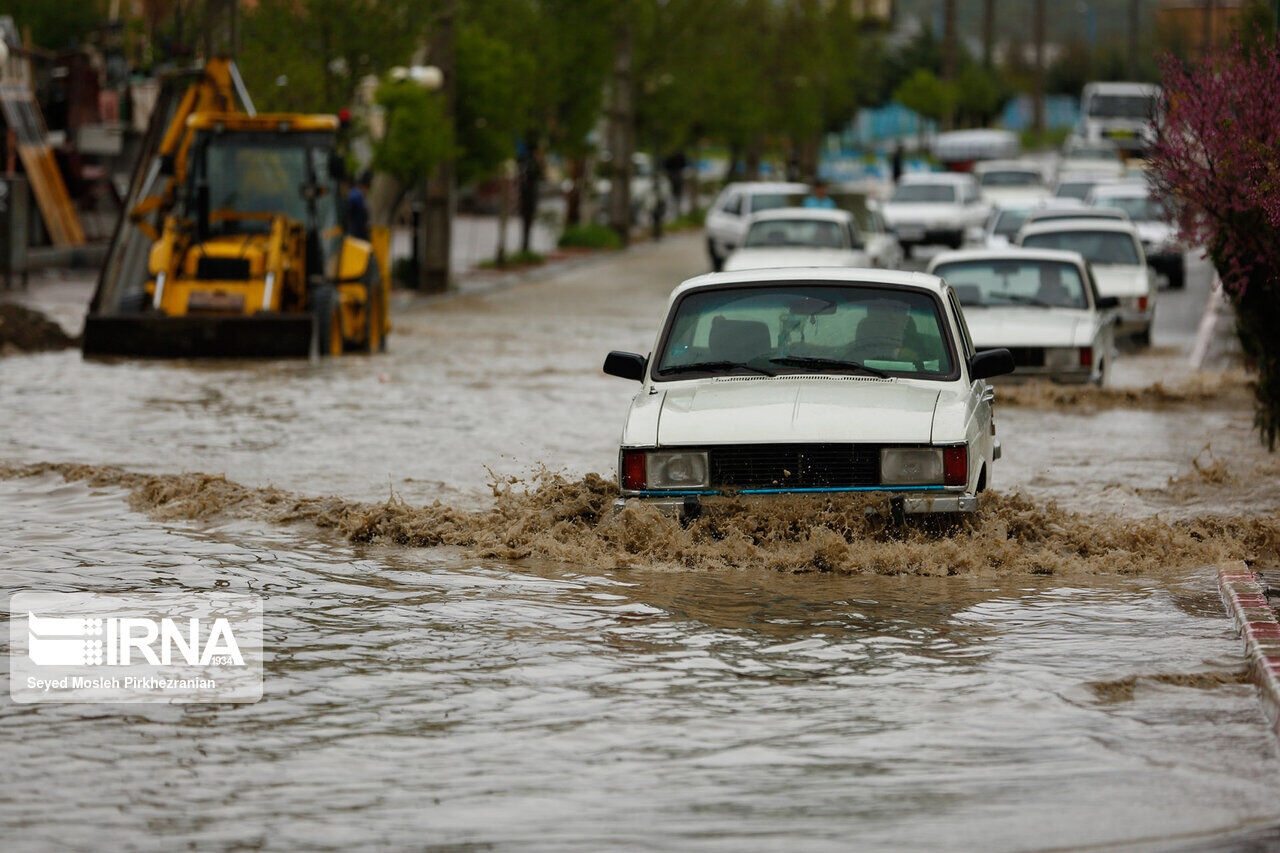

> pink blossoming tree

[{"left": 1148, "top": 37, "right": 1280, "bottom": 450}]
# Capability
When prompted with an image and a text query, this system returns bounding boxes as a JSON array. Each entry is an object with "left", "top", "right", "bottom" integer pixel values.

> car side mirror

[
  {"left": 970, "top": 348, "right": 1015, "bottom": 381},
  {"left": 1096, "top": 296, "right": 1119, "bottom": 310},
  {"left": 604, "top": 350, "right": 647, "bottom": 382}
]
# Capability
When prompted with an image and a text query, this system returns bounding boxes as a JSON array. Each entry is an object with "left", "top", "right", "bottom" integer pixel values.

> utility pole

[
  {"left": 1032, "top": 0, "right": 1046, "bottom": 137},
  {"left": 982, "top": 0, "right": 996, "bottom": 69},
  {"left": 421, "top": 0, "right": 455, "bottom": 292},
  {"left": 606, "top": 1, "right": 634, "bottom": 247}
]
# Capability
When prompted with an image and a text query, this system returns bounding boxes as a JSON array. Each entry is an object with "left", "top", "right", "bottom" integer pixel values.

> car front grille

[
  {"left": 1005, "top": 347, "right": 1045, "bottom": 367},
  {"left": 704, "top": 443, "right": 880, "bottom": 489}
]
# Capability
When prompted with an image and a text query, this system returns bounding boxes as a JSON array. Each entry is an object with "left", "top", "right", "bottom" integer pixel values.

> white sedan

[
  {"left": 973, "top": 160, "right": 1050, "bottom": 206},
  {"left": 602, "top": 268, "right": 1014, "bottom": 517},
  {"left": 928, "top": 248, "right": 1118, "bottom": 385},
  {"left": 883, "top": 173, "right": 989, "bottom": 257},
  {"left": 704, "top": 181, "right": 809, "bottom": 271},
  {"left": 1016, "top": 218, "right": 1156, "bottom": 344},
  {"left": 723, "top": 208, "right": 871, "bottom": 272}
]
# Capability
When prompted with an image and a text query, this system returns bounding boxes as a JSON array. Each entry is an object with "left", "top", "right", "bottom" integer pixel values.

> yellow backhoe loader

[{"left": 83, "top": 58, "right": 389, "bottom": 357}]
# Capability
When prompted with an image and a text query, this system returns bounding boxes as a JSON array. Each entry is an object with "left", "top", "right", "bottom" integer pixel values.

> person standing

[
  {"left": 802, "top": 180, "right": 837, "bottom": 209},
  {"left": 346, "top": 171, "right": 372, "bottom": 240},
  {"left": 891, "top": 142, "right": 905, "bottom": 184}
]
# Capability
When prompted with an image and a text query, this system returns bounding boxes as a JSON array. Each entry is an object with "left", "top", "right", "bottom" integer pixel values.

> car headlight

[
  {"left": 645, "top": 451, "right": 709, "bottom": 489},
  {"left": 880, "top": 448, "right": 944, "bottom": 486}
]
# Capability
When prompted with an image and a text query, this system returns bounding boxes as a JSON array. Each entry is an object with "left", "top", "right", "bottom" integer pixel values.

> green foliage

[
  {"left": 0, "top": 0, "right": 100, "bottom": 49},
  {"left": 1020, "top": 126, "right": 1071, "bottom": 151},
  {"left": 373, "top": 82, "right": 456, "bottom": 188},
  {"left": 238, "top": 0, "right": 417, "bottom": 113},
  {"left": 955, "top": 64, "right": 1005, "bottom": 126},
  {"left": 454, "top": 22, "right": 531, "bottom": 184},
  {"left": 893, "top": 69, "right": 958, "bottom": 125},
  {"left": 558, "top": 223, "right": 623, "bottom": 250}
]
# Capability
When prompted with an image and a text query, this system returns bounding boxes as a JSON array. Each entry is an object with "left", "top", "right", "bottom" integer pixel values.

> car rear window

[{"left": 1020, "top": 230, "right": 1140, "bottom": 266}]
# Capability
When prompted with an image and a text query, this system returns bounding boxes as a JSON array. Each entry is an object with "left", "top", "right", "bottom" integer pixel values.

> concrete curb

[{"left": 1218, "top": 561, "right": 1280, "bottom": 734}]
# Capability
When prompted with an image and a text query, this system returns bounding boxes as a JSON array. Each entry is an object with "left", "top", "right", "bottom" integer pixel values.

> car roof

[
  {"left": 926, "top": 247, "right": 1088, "bottom": 273},
  {"left": 1084, "top": 81, "right": 1160, "bottom": 95},
  {"left": 1028, "top": 207, "right": 1127, "bottom": 220},
  {"left": 1019, "top": 218, "right": 1141, "bottom": 236},
  {"left": 898, "top": 171, "right": 974, "bottom": 185},
  {"left": 722, "top": 181, "right": 810, "bottom": 195},
  {"left": 670, "top": 268, "right": 946, "bottom": 300},
  {"left": 746, "top": 206, "right": 852, "bottom": 223}
]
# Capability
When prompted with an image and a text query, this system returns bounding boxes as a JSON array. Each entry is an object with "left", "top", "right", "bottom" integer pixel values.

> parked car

[
  {"left": 1058, "top": 138, "right": 1125, "bottom": 180},
  {"left": 1016, "top": 219, "right": 1155, "bottom": 345},
  {"left": 927, "top": 248, "right": 1118, "bottom": 385},
  {"left": 723, "top": 208, "right": 871, "bottom": 272},
  {"left": 1087, "top": 182, "right": 1185, "bottom": 289},
  {"left": 967, "top": 203, "right": 1039, "bottom": 249},
  {"left": 704, "top": 181, "right": 809, "bottom": 271},
  {"left": 1079, "top": 81, "right": 1161, "bottom": 155},
  {"left": 601, "top": 267, "right": 1014, "bottom": 518},
  {"left": 973, "top": 160, "right": 1050, "bottom": 206},
  {"left": 882, "top": 173, "right": 989, "bottom": 257}
]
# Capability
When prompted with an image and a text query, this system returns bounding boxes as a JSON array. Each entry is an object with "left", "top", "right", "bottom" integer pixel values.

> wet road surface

[{"left": 2, "top": 234, "right": 1279, "bottom": 850}]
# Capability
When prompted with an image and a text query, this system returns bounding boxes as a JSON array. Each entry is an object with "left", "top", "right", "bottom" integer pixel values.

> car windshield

[
  {"left": 1021, "top": 230, "right": 1140, "bottom": 265},
  {"left": 1053, "top": 182, "right": 1094, "bottom": 201},
  {"left": 936, "top": 259, "right": 1089, "bottom": 310},
  {"left": 656, "top": 284, "right": 955, "bottom": 379},
  {"left": 992, "top": 209, "right": 1031, "bottom": 237},
  {"left": 750, "top": 193, "right": 795, "bottom": 213},
  {"left": 1094, "top": 195, "right": 1165, "bottom": 222},
  {"left": 1087, "top": 94, "right": 1156, "bottom": 119},
  {"left": 744, "top": 218, "right": 846, "bottom": 249},
  {"left": 980, "top": 170, "right": 1041, "bottom": 187},
  {"left": 891, "top": 184, "right": 956, "bottom": 203}
]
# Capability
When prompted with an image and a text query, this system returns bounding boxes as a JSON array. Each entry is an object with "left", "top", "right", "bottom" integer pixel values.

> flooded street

[{"left": 4, "top": 235, "right": 1280, "bottom": 849}]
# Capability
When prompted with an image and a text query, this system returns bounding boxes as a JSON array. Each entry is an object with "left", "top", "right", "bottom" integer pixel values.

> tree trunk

[
  {"left": 745, "top": 135, "right": 763, "bottom": 181},
  {"left": 566, "top": 155, "right": 585, "bottom": 226},
  {"left": 606, "top": 2, "right": 634, "bottom": 246},
  {"left": 1032, "top": 0, "right": 1046, "bottom": 136},
  {"left": 982, "top": 0, "right": 996, "bottom": 69},
  {"left": 496, "top": 161, "right": 512, "bottom": 266},
  {"left": 421, "top": 0, "right": 455, "bottom": 292},
  {"left": 518, "top": 145, "right": 539, "bottom": 254},
  {"left": 1127, "top": 0, "right": 1140, "bottom": 77}
]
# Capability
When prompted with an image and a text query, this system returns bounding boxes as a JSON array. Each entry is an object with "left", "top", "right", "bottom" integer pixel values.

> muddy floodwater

[{"left": 3, "top": 235, "right": 1280, "bottom": 850}]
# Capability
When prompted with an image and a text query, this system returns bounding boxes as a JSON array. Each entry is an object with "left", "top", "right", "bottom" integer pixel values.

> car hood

[
  {"left": 962, "top": 306, "right": 1096, "bottom": 348},
  {"left": 882, "top": 202, "right": 960, "bottom": 225},
  {"left": 655, "top": 377, "right": 941, "bottom": 445},
  {"left": 1092, "top": 265, "right": 1150, "bottom": 297},
  {"left": 722, "top": 248, "right": 869, "bottom": 271}
]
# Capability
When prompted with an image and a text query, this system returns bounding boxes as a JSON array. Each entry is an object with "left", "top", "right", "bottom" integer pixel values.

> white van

[{"left": 1079, "top": 82, "right": 1161, "bottom": 155}]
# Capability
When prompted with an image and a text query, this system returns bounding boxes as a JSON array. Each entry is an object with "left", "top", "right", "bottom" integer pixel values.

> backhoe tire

[{"left": 312, "top": 284, "right": 342, "bottom": 357}]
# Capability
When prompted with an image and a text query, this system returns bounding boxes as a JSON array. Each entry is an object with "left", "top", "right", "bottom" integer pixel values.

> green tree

[
  {"left": 373, "top": 81, "right": 455, "bottom": 200},
  {"left": 894, "top": 68, "right": 958, "bottom": 127},
  {"left": 0, "top": 0, "right": 101, "bottom": 50}
]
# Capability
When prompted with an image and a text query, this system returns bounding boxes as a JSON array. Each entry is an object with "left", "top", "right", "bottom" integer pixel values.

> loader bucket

[{"left": 81, "top": 313, "right": 316, "bottom": 359}]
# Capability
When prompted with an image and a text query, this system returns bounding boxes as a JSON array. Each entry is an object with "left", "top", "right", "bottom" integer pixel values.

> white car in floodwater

[
  {"left": 1017, "top": 218, "right": 1155, "bottom": 345},
  {"left": 601, "top": 267, "right": 1014, "bottom": 518},
  {"left": 928, "top": 248, "right": 1118, "bottom": 386},
  {"left": 883, "top": 172, "right": 989, "bottom": 257},
  {"left": 723, "top": 208, "right": 871, "bottom": 272},
  {"left": 704, "top": 181, "right": 810, "bottom": 271},
  {"left": 973, "top": 160, "right": 1050, "bottom": 206}
]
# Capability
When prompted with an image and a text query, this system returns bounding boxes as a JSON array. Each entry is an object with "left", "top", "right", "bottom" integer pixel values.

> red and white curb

[{"left": 1218, "top": 561, "right": 1280, "bottom": 733}]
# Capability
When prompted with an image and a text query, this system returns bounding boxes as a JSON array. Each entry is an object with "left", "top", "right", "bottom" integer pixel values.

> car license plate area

[{"left": 896, "top": 226, "right": 925, "bottom": 242}]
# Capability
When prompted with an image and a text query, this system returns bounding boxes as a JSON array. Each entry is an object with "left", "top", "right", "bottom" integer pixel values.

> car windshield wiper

[
  {"left": 989, "top": 293, "right": 1056, "bottom": 308},
  {"left": 660, "top": 361, "right": 777, "bottom": 377},
  {"left": 768, "top": 356, "right": 889, "bottom": 378}
]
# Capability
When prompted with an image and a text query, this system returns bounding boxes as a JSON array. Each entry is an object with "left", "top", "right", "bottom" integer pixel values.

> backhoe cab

[{"left": 82, "top": 60, "right": 388, "bottom": 358}]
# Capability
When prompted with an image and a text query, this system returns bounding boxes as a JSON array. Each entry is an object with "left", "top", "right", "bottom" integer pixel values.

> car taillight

[
  {"left": 943, "top": 446, "right": 967, "bottom": 486},
  {"left": 1079, "top": 346, "right": 1093, "bottom": 367},
  {"left": 622, "top": 450, "right": 647, "bottom": 490},
  {"left": 1138, "top": 296, "right": 1148, "bottom": 311}
]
